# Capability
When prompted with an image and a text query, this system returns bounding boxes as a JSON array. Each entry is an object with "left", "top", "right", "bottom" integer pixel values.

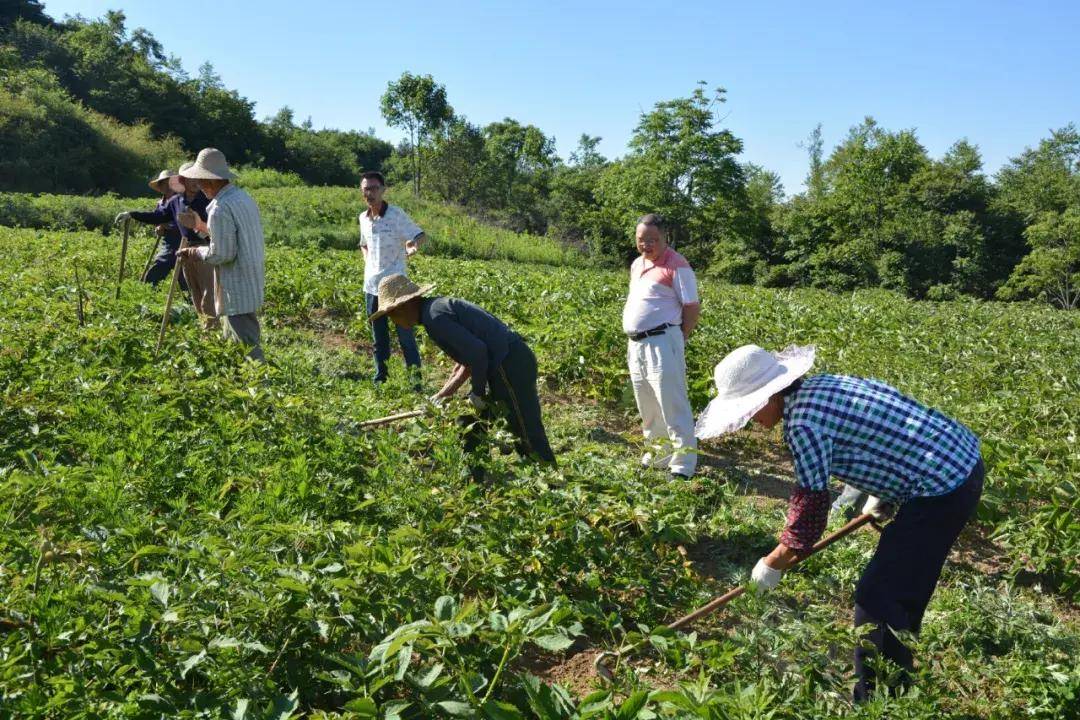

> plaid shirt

[
  {"left": 780, "top": 374, "right": 981, "bottom": 551},
  {"left": 196, "top": 184, "right": 265, "bottom": 316}
]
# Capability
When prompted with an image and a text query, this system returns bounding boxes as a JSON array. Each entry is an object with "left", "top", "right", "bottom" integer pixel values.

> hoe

[{"left": 594, "top": 512, "right": 876, "bottom": 680}]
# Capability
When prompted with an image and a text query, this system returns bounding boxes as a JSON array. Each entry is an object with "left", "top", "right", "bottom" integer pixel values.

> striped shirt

[
  {"left": 779, "top": 375, "right": 981, "bottom": 550},
  {"left": 196, "top": 184, "right": 265, "bottom": 316}
]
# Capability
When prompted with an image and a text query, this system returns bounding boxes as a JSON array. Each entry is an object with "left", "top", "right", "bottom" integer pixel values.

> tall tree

[{"left": 380, "top": 72, "right": 453, "bottom": 196}]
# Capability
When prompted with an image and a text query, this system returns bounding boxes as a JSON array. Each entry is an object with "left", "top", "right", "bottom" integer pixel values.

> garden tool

[
  {"left": 140, "top": 235, "right": 161, "bottom": 281},
  {"left": 357, "top": 409, "right": 426, "bottom": 429},
  {"left": 115, "top": 217, "right": 131, "bottom": 299},
  {"left": 154, "top": 238, "right": 187, "bottom": 354},
  {"left": 594, "top": 512, "right": 876, "bottom": 681}
]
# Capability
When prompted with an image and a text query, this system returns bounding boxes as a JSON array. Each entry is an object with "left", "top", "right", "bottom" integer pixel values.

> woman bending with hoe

[
  {"left": 371, "top": 273, "right": 556, "bottom": 480},
  {"left": 697, "top": 345, "right": 983, "bottom": 703}
]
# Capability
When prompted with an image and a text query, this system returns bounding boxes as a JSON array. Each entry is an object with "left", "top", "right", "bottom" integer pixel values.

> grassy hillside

[
  {"left": 0, "top": 187, "right": 580, "bottom": 266},
  {"left": 0, "top": 198, "right": 1078, "bottom": 717}
]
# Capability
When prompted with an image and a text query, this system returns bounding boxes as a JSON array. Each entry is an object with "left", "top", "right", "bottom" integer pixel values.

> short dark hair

[
  {"left": 361, "top": 171, "right": 385, "bottom": 187},
  {"left": 637, "top": 213, "right": 667, "bottom": 231}
]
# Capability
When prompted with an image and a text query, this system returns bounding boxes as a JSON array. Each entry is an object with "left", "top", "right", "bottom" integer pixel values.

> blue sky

[{"left": 43, "top": 0, "right": 1080, "bottom": 194}]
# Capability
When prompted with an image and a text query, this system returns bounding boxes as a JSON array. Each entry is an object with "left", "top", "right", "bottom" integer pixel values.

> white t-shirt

[
  {"left": 621, "top": 247, "right": 699, "bottom": 334},
  {"left": 358, "top": 203, "right": 423, "bottom": 294}
]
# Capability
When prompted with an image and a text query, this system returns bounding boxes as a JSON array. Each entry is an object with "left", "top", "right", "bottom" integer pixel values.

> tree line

[{"left": 2, "top": 2, "right": 1077, "bottom": 307}]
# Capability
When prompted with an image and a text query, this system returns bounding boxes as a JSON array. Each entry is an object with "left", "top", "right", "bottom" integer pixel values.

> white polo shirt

[
  {"left": 359, "top": 202, "right": 423, "bottom": 294},
  {"left": 621, "top": 247, "right": 699, "bottom": 334}
]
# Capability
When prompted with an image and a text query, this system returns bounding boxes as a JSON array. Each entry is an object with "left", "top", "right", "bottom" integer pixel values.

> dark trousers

[
  {"left": 141, "top": 237, "right": 187, "bottom": 291},
  {"left": 459, "top": 339, "right": 555, "bottom": 479},
  {"left": 365, "top": 292, "right": 421, "bottom": 382},
  {"left": 853, "top": 458, "right": 984, "bottom": 702}
]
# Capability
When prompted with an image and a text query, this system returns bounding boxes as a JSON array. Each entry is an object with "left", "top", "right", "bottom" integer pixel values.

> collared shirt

[
  {"left": 621, "top": 247, "right": 699, "bottom": 334},
  {"left": 419, "top": 297, "right": 520, "bottom": 396},
  {"left": 785, "top": 374, "right": 981, "bottom": 502},
  {"left": 779, "top": 374, "right": 981, "bottom": 550},
  {"left": 359, "top": 202, "right": 423, "bottom": 295},
  {"left": 195, "top": 184, "right": 265, "bottom": 317},
  {"left": 130, "top": 192, "right": 210, "bottom": 246}
]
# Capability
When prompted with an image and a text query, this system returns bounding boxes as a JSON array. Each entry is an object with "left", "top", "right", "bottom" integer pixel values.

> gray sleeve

[{"left": 426, "top": 315, "right": 490, "bottom": 396}]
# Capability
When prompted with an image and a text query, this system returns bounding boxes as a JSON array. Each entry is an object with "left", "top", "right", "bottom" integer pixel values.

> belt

[{"left": 627, "top": 323, "right": 676, "bottom": 342}]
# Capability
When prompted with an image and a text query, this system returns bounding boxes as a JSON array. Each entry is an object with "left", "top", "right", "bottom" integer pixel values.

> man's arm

[
  {"left": 427, "top": 316, "right": 490, "bottom": 396},
  {"left": 681, "top": 302, "right": 700, "bottom": 340},
  {"left": 196, "top": 205, "right": 237, "bottom": 265},
  {"left": 435, "top": 363, "right": 471, "bottom": 399}
]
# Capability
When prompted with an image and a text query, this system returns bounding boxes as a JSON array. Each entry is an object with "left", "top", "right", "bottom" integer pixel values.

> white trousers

[{"left": 627, "top": 326, "right": 697, "bottom": 476}]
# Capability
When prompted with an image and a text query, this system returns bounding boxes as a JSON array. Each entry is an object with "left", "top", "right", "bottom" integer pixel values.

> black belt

[{"left": 627, "top": 323, "right": 676, "bottom": 341}]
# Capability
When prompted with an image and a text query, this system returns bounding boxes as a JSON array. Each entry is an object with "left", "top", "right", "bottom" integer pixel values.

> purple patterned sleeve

[{"left": 780, "top": 486, "right": 831, "bottom": 552}]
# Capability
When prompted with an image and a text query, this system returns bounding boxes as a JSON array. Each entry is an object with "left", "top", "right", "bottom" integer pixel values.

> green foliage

[
  {"left": 381, "top": 72, "right": 454, "bottom": 196},
  {"left": 995, "top": 126, "right": 1080, "bottom": 308},
  {"left": 0, "top": 220, "right": 1077, "bottom": 717}
]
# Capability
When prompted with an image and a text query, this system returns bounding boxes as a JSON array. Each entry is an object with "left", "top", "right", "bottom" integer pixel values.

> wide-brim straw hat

[
  {"left": 695, "top": 344, "right": 816, "bottom": 440},
  {"left": 180, "top": 148, "right": 237, "bottom": 180},
  {"left": 369, "top": 274, "right": 435, "bottom": 321},
  {"left": 148, "top": 169, "right": 176, "bottom": 192}
]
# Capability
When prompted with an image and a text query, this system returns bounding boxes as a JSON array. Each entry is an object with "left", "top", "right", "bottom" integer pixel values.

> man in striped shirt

[
  {"left": 176, "top": 148, "right": 266, "bottom": 361},
  {"left": 697, "top": 345, "right": 984, "bottom": 703}
]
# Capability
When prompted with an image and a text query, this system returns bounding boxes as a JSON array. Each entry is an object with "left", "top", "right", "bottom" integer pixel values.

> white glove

[
  {"left": 114, "top": 211, "right": 131, "bottom": 224},
  {"left": 427, "top": 394, "right": 446, "bottom": 408},
  {"left": 750, "top": 557, "right": 784, "bottom": 591},
  {"left": 862, "top": 495, "right": 895, "bottom": 521},
  {"left": 468, "top": 393, "right": 487, "bottom": 411}
]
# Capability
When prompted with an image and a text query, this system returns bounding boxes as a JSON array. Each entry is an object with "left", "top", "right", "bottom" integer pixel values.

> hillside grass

[
  {"left": 0, "top": 187, "right": 580, "bottom": 266},
  {"left": 0, "top": 217, "right": 1077, "bottom": 718}
]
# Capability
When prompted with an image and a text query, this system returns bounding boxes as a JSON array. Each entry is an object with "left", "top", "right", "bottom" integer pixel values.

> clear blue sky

[{"left": 43, "top": 0, "right": 1080, "bottom": 194}]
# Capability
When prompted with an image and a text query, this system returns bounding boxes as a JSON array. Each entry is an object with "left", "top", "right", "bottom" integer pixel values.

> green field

[{"left": 1, "top": 189, "right": 1078, "bottom": 719}]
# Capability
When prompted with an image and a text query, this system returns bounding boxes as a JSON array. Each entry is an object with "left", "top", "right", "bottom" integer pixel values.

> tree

[
  {"left": 482, "top": 118, "right": 557, "bottom": 213},
  {"left": 996, "top": 127, "right": 1080, "bottom": 308},
  {"left": 380, "top": 72, "right": 453, "bottom": 196},
  {"left": 594, "top": 83, "right": 748, "bottom": 265}
]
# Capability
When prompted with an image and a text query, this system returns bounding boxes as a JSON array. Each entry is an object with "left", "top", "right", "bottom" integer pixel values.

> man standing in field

[
  {"left": 696, "top": 344, "right": 984, "bottom": 703},
  {"left": 358, "top": 171, "right": 425, "bottom": 387},
  {"left": 176, "top": 148, "right": 266, "bottom": 361},
  {"left": 622, "top": 214, "right": 700, "bottom": 479}
]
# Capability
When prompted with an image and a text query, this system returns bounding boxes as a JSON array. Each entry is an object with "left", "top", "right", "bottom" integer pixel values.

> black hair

[{"left": 361, "top": 171, "right": 386, "bottom": 186}]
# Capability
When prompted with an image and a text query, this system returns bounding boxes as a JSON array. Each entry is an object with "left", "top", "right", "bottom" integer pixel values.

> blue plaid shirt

[{"left": 783, "top": 375, "right": 981, "bottom": 505}]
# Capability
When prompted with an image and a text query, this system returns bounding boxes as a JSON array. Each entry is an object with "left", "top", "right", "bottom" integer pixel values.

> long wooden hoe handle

[
  {"left": 115, "top": 217, "right": 131, "bottom": 300},
  {"left": 595, "top": 513, "right": 876, "bottom": 680},
  {"left": 357, "top": 409, "right": 426, "bottom": 429},
  {"left": 140, "top": 236, "right": 161, "bottom": 281},
  {"left": 667, "top": 512, "right": 875, "bottom": 631},
  {"left": 154, "top": 239, "right": 188, "bottom": 355}
]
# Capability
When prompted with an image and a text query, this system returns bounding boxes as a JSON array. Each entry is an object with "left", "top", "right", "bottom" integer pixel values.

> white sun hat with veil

[{"left": 695, "top": 344, "right": 816, "bottom": 440}]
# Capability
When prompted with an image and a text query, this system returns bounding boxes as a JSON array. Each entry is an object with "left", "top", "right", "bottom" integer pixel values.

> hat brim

[
  {"left": 695, "top": 345, "right": 816, "bottom": 440},
  {"left": 149, "top": 179, "right": 169, "bottom": 192},
  {"left": 369, "top": 284, "right": 435, "bottom": 322},
  {"left": 179, "top": 166, "right": 237, "bottom": 180}
]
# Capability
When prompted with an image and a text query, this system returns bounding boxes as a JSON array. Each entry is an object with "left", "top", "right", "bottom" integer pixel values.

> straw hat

[
  {"left": 695, "top": 344, "right": 816, "bottom": 440},
  {"left": 369, "top": 274, "right": 435, "bottom": 321},
  {"left": 179, "top": 148, "right": 237, "bottom": 180},
  {"left": 148, "top": 170, "right": 176, "bottom": 192}
]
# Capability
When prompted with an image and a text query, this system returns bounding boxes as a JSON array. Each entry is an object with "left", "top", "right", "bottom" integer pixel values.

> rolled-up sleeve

[
  {"left": 426, "top": 317, "right": 490, "bottom": 395},
  {"left": 198, "top": 204, "right": 237, "bottom": 265}
]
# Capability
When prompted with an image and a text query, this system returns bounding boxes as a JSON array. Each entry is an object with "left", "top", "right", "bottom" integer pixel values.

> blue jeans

[{"left": 365, "top": 292, "right": 421, "bottom": 381}]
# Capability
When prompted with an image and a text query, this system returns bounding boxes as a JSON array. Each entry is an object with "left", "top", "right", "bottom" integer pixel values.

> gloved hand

[
  {"left": 862, "top": 495, "right": 895, "bottom": 522},
  {"left": 427, "top": 393, "right": 446, "bottom": 408},
  {"left": 468, "top": 393, "right": 487, "bottom": 412},
  {"left": 750, "top": 557, "right": 784, "bottom": 591},
  {"left": 114, "top": 211, "right": 131, "bottom": 224}
]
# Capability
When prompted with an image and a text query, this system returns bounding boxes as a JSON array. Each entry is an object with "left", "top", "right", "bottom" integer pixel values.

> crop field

[{"left": 1, "top": 190, "right": 1079, "bottom": 719}]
